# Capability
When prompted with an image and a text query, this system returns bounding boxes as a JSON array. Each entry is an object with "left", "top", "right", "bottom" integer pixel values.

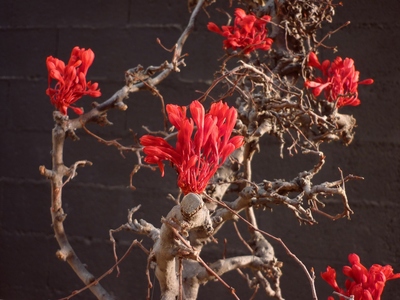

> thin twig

[{"left": 204, "top": 194, "right": 319, "bottom": 300}]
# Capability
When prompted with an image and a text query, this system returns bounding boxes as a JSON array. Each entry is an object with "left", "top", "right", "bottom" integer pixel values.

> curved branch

[{"left": 40, "top": 116, "right": 113, "bottom": 300}]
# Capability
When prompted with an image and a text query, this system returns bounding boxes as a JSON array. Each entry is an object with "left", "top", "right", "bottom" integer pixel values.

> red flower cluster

[
  {"left": 140, "top": 100, "right": 244, "bottom": 195},
  {"left": 321, "top": 253, "right": 400, "bottom": 300},
  {"left": 46, "top": 46, "right": 101, "bottom": 115},
  {"left": 305, "top": 52, "right": 373, "bottom": 108},
  {"left": 207, "top": 8, "right": 273, "bottom": 54}
]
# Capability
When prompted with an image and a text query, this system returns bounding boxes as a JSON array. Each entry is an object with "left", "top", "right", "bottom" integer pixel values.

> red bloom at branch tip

[
  {"left": 321, "top": 253, "right": 400, "bottom": 300},
  {"left": 140, "top": 100, "right": 244, "bottom": 195},
  {"left": 46, "top": 46, "right": 101, "bottom": 115},
  {"left": 207, "top": 8, "right": 273, "bottom": 54},
  {"left": 305, "top": 52, "right": 373, "bottom": 108}
]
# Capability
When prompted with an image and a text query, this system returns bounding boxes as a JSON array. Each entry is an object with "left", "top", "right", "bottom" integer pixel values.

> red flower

[
  {"left": 46, "top": 46, "right": 101, "bottom": 115},
  {"left": 207, "top": 8, "right": 273, "bottom": 54},
  {"left": 305, "top": 52, "right": 373, "bottom": 108},
  {"left": 140, "top": 100, "right": 244, "bottom": 195},
  {"left": 321, "top": 253, "right": 400, "bottom": 300}
]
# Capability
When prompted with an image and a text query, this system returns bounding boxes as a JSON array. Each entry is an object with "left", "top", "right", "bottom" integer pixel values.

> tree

[{"left": 39, "top": 1, "right": 398, "bottom": 299}]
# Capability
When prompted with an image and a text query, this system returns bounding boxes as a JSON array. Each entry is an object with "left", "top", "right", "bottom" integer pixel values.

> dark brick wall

[{"left": 1, "top": 1, "right": 399, "bottom": 299}]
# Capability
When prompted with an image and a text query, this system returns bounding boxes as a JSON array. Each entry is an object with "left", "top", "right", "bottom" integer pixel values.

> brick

[
  {"left": 0, "top": 131, "right": 52, "bottom": 179},
  {"left": 0, "top": 233, "right": 85, "bottom": 299},
  {"left": 1, "top": 181, "right": 52, "bottom": 233},
  {"left": 0, "top": 29, "right": 58, "bottom": 77},
  {"left": 57, "top": 26, "right": 181, "bottom": 80},
  {"left": 0, "top": 232, "right": 149, "bottom": 300},
  {"left": 328, "top": 141, "right": 400, "bottom": 201},
  {"left": 128, "top": 0, "right": 189, "bottom": 25},
  {"left": 334, "top": 1, "right": 400, "bottom": 25},
  {"left": 1, "top": 0, "right": 400, "bottom": 299},
  {"left": 350, "top": 79, "right": 400, "bottom": 144},
  {"left": 322, "top": 25, "right": 400, "bottom": 80},
  {"left": 7, "top": 79, "right": 54, "bottom": 131},
  {"left": 0, "top": 0, "right": 130, "bottom": 28},
  {"left": 0, "top": 80, "right": 10, "bottom": 128}
]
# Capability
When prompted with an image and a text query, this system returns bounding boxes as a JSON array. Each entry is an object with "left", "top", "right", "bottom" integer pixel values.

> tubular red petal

[
  {"left": 308, "top": 52, "right": 321, "bottom": 69},
  {"left": 234, "top": 8, "right": 247, "bottom": 19},
  {"left": 229, "top": 135, "right": 244, "bottom": 148},
  {"left": 140, "top": 135, "right": 171, "bottom": 147},
  {"left": 358, "top": 78, "right": 374, "bottom": 85},
  {"left": 348, "top": 253, "right": 361, "bottom": 265},
  {"left": 190, "top": 100, "right": 205, "bottom": 149},
  {"left": 207, "top": 22, "right": 223, "bottom": 35},
  {"left": 166, "top": 104, "right": 187, "bottom": 130},
  {"left": 304, "top": 80, "right": 321, "bottom": 88},
  {"left": 176, "top": 118, "right": 194, "bottom": 157},
  {"left": 321, "top": 266, "right": 341, "bottom": 291},
  {"left": 321, "top": 59, "right": 331, "bottom": 74},
  {"left": 80, "top": 48, "right": 95, "bottom": 75},
  {"left": 70, "top": 106, "right": 83, "bottom": 115},
  {"left": 313, "top": 82, "right": 331, "bottom": 96}
]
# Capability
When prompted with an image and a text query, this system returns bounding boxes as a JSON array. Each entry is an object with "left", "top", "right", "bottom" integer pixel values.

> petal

[
  {"left": 167, "top": 104, "right": 187, "bottom": 130},
  {"left": 379, "top": 265, "right": 400, "bottom": 280},
  {"left": 358, "top": 78, "right": 374, "bottom": 85},
  {"left": 176, "top": 118, "right": 194, "bottom": 156},
  {"left": 305, "top": 80, "right": 323, "bottom": 88},
  {"left": 349, "top": 284, "right": 374, "bottom": 300},
  {"left": 80, "top": 48, "right": 95, "bottom": 74},
  {"left": 240, "top": 16, "right": 256, "bottom": 33},
  {"left": 157, "top": 161, "right": 165, "bottom": 176},
  {"left": 190, "top": 101, "right": 206, "bottom": 150},
  {"left": 68, "top": 46, "right": 82, "bottom": 66},
  {"left": 308, "top": 52, "right": 321, "bottom": 69},
  {"left": 207, "top": 22, "right": 223, "bottom": 35},
  {"left": 348, "top": 254, "right": 362, "bottom": 267},
  {"left": 228, "top": 135, "right": 244, "bottom": 149},
  {"left": 190, "top": 100, "right": 205, "bottom": 130},
  {"left": 321, "top": 60, "right": 331, "bottom": 75},
  {"left": 70, "top": 106, "right": 84, "bottom": 115},
  {"left": 321, "top": 266, "right": 341, "bottom": 291},
  {"left": 234, "top": 8, "right": 247, "bottom": 19},
  {"left": 140, "top": 135, "right": 171, "bottom": 147},
  {"left": 312, "top": 82, "right": 331, "bottom": 96}
]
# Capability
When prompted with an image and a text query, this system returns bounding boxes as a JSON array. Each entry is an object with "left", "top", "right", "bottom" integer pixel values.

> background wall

[{"left": 1, "top": 0, "right": 399, "bottom": 299}]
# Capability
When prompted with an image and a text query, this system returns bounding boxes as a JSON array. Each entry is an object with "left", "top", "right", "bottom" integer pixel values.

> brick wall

[{"left": 1, "top": 1, "right": 399, "bottom": 299}]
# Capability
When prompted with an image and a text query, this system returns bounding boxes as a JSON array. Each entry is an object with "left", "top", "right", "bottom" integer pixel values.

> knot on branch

[
  {"left": 56, "top": 248, "right": 71, "bottom": 261},
  {"left": 334, "top": 112, "right": 357, "bottom": 145},
  {"left": 39, "top": 165, "right": 54, "bottom": 179},
  {"left": 181, "top": 193, "right": 204, "bottom": 221},
  {"left": 179, "top": 193, "right": 214, "bottom": 236},
  {"left": 53, "top": 110, "right": 69, "bottom": 124}
]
